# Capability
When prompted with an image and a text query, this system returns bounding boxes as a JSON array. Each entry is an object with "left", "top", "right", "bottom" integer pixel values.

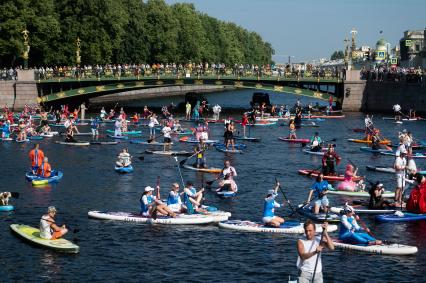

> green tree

[{"left": 330, "top": 50, "right": 345, "bottom": 60}]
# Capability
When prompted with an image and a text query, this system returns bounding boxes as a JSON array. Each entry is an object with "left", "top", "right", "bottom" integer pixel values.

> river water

[{"left": 1, "top": 90, "right": 425, "bottom": 282}]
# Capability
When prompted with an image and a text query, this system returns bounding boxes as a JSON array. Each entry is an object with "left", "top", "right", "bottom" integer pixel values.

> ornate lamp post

[
  {"left": 22, "top": 29, "right": 30, "bottom": 70},
  {"left": 344, "top": 37, "right": 350, "bottom": 68},
  {"left": 350, "top": 28, "right": 357, "bottom": 60},
  {"left": 76, "top": 37, "right": 81, "bottom": 78}
]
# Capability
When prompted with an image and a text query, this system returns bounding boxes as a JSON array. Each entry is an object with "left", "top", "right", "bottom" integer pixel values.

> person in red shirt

[
  {"left": 322, "top": 145, "right": 341, "bottom": 176},
  {"left": 37, "top": 157, "right": 51, "bottom": 178},
  {"left": 29, "top": 144, "right": 44, "bottom": 174},
  {"left": 241, "top": 113, "right": 248, "bottom": 137},
  {"left": 407, "top": 173, "right": 426, "bottom": 213}
]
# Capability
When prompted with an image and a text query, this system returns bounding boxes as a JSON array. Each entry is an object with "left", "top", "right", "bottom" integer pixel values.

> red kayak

[
  {"left": 298, "top": 169, "right": 363, "bottom": 182},
  {"left": 278, "top": 137, "right": 310, "bottom": 143}
]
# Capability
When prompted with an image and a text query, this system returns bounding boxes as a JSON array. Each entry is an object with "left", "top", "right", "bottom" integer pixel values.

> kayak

[
  {"left": 215, "top": 147, "right": 243, "bottom": 154},
  {"left": 129, "top": 140, "right": 174, "bottom": 146},
  {"left": 380, "top": 152, "right": 426, "bottom": 159},
  {"left": 182, "top": 164, "right": 222, "bottom": 174},
  {"left": 360, "top": 147, "right": 392, "bottom": 153},
  {"left": 234, "top": 136, "right": 261, "bottom": 142},
  {"left": 90, "top": 141, "right": 119, "bottom": 145},
  {"left": 213, "top": 143, "right": 247, "bottom": 149},
  {"left": 145, "top": 150, "right": 192, "bottom": 156},
  {"left": 327, "top": 187, "right": 394, "bottom": 198},
  {"left": 106, "top": 130, "right": 141, "bottom": 135},
  {"left": 26, "top": 170, "right": 64, "bottom": 185},
  {"left": 10, "top": 224, "right": 79, "bottom": 253},
  {"left": 347, "top": 138, "right": 391, "bottom": 145},
  {"left": 302, "top": 148, "right": 326, "bottom": 156},
  {"left": 0, "top": 205, "right": 14, "bottom": 212},
  {"left": 298, "top": 169, "right": 363, "bottom": 182},
  {"left": 218, "top": 220, "right": 338, "bottom": 234},
  {"left": 55, "top": 141, "right": 90, "bottom": 146},
  {"left": 332, "top": 240, "right": 417, "bottom": 255},
  {"left": 115, "top": 165, "right": 133, "bottom": 173},
  {"left": 366, "top": 166, "right": 395, "bottom": 174},
  {"left": 376, "top": 212, "right": 426, "bottom": 222},
  {"left": 278, "top": 137, "right": 310, "bottom": 143},
  {"left": 28, "top": 136, "right": 43, "bottom": 140},
  {"left": 297, "top": 205, "right": 340, "bottom": 223},
  {"left": 107, "top": 135, "right": 128, "bottom": 140},
  {"left": 330, "top": 206, "right": 396, "bottom": 215},
  {"left": 87, "top": 210, "right": 230, "bottom": 224},
  {"left": 15, "top": 139, "right": 30, "bottom": 143},
  {"left": 216, "top": 189, "right": 238, "bottom": 198}
]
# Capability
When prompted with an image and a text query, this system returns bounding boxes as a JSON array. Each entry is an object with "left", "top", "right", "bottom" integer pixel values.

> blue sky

[{"left": 165, "top": 0, "right": 426, "bottom": 63}]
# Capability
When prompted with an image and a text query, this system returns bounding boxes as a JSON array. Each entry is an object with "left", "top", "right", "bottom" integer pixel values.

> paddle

[
  {"left": 174, "top": 157, "right": 194, "bottom": 214},
  {"left": 312, "top": 209, "right": 330, "bottom": 282},
  {"left": 307, "top": 165, "right": 323, "bottom": 177},
  {"left": 179, "top": 148, "right": 204, "bottom": 167},
  {"left": 151, "top": 176, "right": 160, "bottom": 220},
  {"left": 274, "top": 178, "right": 298, "bottom": 216},
  {"left": 206, "top": 175, "right": 222, "bottom": 186}
]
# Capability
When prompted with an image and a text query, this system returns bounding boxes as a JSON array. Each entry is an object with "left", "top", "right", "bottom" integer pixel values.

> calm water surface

[{"left": 1, "top": 90, "right": 425, "bottom": 282}]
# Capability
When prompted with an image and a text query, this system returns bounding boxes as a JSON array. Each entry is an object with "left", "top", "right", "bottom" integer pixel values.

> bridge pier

[
  {"left": 0, "top": 70, "right": 38, "bottom": 111},
  {"left": 342, "top": 70, "right": 366, "bottom": 112}
]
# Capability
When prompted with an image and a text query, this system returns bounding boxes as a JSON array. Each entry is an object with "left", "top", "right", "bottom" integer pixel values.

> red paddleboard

[{"left": 278, "top": 137, "right": 309, "bottom": 143}]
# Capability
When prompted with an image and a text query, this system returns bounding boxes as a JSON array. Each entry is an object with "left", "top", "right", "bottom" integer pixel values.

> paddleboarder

[
  {"left": 310, "top": 132, "right": 322, "bottom": 152},
  {"left": 40, "top": 206, "right": 68, "bottom": 240},
  {"left": 0, "top": 192, "right": 12, "bottom": 206},
  {"left": 140, "top": 186, "right": 176, "bottom": 218},
  {"left": 368, "top": 182, "right": 395, "bottom": 209},
  {"left": 297, "top": 220, "right": 334, "bottom": 283},
  {"left": 321, "top": 145, "right": 341, "bottom": 176},
  {"left": 262, "top": 182, "right": 285, "bottom": 227},
  {"left": 407, "top": 173, "right": 426, "bottom": 213},
  {"left": 306, "top": 174, "right": 329, "bottom": 215},
  {"left": 29, "top": 144, "right": 45, "bottom": 174},
  {"left": 116, "top": 148, "right": 132, "bottom": 168},
  {"left": 394, "top": 149, "right": 407, "bottom": 206},
  {"left": 393, "top": 104, "right": 402, "bottom": 122}
]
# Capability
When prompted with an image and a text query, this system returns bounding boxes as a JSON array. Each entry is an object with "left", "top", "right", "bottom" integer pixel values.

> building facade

[{"left": 399, "top": 29, "right": 425, "bottom": 68}]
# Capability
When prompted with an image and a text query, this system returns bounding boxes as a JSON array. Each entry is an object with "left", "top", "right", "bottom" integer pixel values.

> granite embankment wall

[{"left": 0, "top": 81, "right": 38, "bottom": 110}]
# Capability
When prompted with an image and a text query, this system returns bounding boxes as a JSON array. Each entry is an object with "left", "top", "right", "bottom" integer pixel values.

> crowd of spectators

[
  {"left": 0, "top": 68, "right": 18, "bottom": 80},
  {"left": 360, "top": 66, "right": 424, "bottom": 83}
]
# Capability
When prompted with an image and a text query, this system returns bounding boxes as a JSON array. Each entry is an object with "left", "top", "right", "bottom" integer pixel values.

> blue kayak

[
  {"left": 25, "top": 170, "right": 64, "bottom": 184},
  {"left": 360, "top": 147, "right": 392, "bottom": 153},
  {"left": 213, "top": 143, "right": 246, "bottom": 149},
  {"left": 115, "top": 165, "right": 134, "bottom": 173},
  {"left": 0, "top": 205, "right": 14, "bottom": 212},
  {"left": 376, "top": 212, "right": 426, "bottom": 222}
]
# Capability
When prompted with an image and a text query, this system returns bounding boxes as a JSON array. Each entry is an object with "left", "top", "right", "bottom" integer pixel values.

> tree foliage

[
  {"left": 330, "top": 50, "right": 345, "bottom": 60},
  {"left": 0, "top": 0, "right": 273, "bottom": 67}
]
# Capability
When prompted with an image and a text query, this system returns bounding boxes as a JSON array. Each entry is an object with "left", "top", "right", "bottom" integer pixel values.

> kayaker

[
  {"left": 40, "top": 206, "right": 68, "bottom": 240},
  {"left": 90, "top": 117, "right": 100, "bottom": 139},
  {"left": 321, "top": 145, "right": 341, "bottom": 176},
  {"left": 114, "top": 118, "right": 122, "bottom": 137},
  {"left": 241, "top": 113, "right": 249, "bottom": 137},
  {"left": 37, "top": 157, "right": 52, "bottom": 178},
  {"left": 394, "top": 149, "right": 407, "bottom": 206},
  {"left": 297, "top": 220, "right": 334, "bottom": 283},
  {"left": 306, "top": 174, "right": 329, "bottom": 214},
  {"left": 224, "top": 121, "right": 235, "bottom": 151},
  {"left": 339, "top": 204, "right": 382, "bottom": 245},
  {"left": 166, "top": 183, "right": 185, "bottom": 213},
  {"left": 407, "top": 173, "right": 426, "bottom": 214},
  {"left": 310, "top": 132, "right": 322, "bottom": 152},
  {"left": 140, "top": 186, "right": 176, "bottom": 218},
  {"left": 148, "top": 114, "right": 159, "bottom": 139},
  {"left": 183, "top": 181, "right": 205, "bottom": 210},
  {"left": 368, "top": 182, "right": 394, "bottom": 209},
  {"left": 371, "top": 134, "right": 381, "bottom": 150},
  {"left": 0, "top": 192, "right": 12, "bottom": 205},
  {"left": 116, "top": 148, "right": 132, "bottom": 168},
  {"left": 161, "top": 124, "right": 172, "bottom": 152},
  {"left": 29, "top": 144, "right": 44, "bottom": 174},
  {"left": 262, "top": 182, "right": 285, "bottom": 227},
  {"left": 288, "top": 119, "right": 297, "bottom": 139}
]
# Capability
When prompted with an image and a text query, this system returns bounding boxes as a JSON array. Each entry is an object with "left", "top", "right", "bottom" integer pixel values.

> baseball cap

[
  {"left": 144, "top": 186, "right": 154, "bottom": 192},
  {"left": 268, "top": 189, "right": 275, "bottom": 195}
]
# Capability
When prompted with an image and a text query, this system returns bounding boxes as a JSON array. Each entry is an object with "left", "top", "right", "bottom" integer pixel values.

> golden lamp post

[{"left": 22, "top": 29, "right": 30, "bottom": 70}]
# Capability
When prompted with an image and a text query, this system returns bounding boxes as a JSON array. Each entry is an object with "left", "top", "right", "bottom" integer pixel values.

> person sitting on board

[
  {"left": 368, "top": 182, "right": 394, "bottom": 209},
  {"left": 140, "top": 186, "right": 176, "bottom": 218},
  {"left": 221, "top": 160, "right": 238, "bottom": 191},
  {"left": 65, "top": 126, "right": 77, "bottom": 143},
  {"left": 338, "top": 164, "right": 364, "bottom": 192},
  {"left": 40, "top": 206, "right": 68, "bottom": 240},
  {"left": 167, "top": 183, "right": 186, "bottom": 213},
  {"left": 183, "top": 181, "right": 205, "bottom": 211},
  {"left": 40, "top": 123, "right": 51, "bottom": 135},
  {"left": 161, "top": 123, "right": 172, "bottom": 152},
  {"left": 217, "top": 173, "right": 238, "bottom": 193},
  {"left": 29, "top": 144, "right": 44, "bottom": 174},
  {"left": 1, "top": 120, "right": 11, "bottom": 139},
  {"left": 262, "top": 182, "right": 285, "bottom": 227},
  {"left": 392, "top": 104, "right": 402, "bottom": 121},
  {"left": 0, "top": 192, "right": 12, "bottom": 205},
  {"left": 407, "top": 173, "right": 426, "bottom": 214},
  {"left": 37, "top": 157, "right": 52, "bottom": 178},
  {"left": 371, "top": 133, "right": 381, "bottom": 150},
  {"left": 339, "top": 204, "right": 382, "bottom": 245},
  {"left": 306, "top": 173, "right": 329, "bottom": 215},
  {"left": 114, "top": 118, "right": 122, "bottom": 137},
  {"left": 116, "top": 148, "right": 131, "bottom": 168},
  {"left": 193, "top": 142, "right": 207, "bottom": 168},
  {"left": 288, "top": 119, "right": 297, "bottom": 139},
  {"left": 67, "top": 115, "right": 80, "bottom": 134},
  {"left": 321, "top": 145, "right": 341, "bottom": 176},
  {"left": 310, "top": 132, "right": 322, "bottom": 152}
]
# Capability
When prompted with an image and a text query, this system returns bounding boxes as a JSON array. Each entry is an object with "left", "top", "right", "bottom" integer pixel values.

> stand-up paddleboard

[
  {"left": 60, "top": 132, "right": 93, "bottom": 136},
  {"left": 87, "top": 210, "right": 230, "bottom": 224},
  {"left": 298, "top": 169, "right": 363, "bottom": 182},
  {"left": 249, "top": 121, "right": 277, "bottom": 126},
  {"left": 297, "top": 205, "right": 340, "bottom": 223},
  {"left": 179, "top": 136, "right": 219, "bottom": 144},
  {"left": 366, "top": 166, "right": 395, "bottom": 174},
  {"left": 10, "top": 224, "right": 79, "bottom": 253},
  {"left": 332, "top": 239, "right": 417, "bottom": 255},
  {"left": 0, "top": 138, "right": 13, "bottom": 141},
  {"left": 40, "top": 133, "right": 54, "bottom": 138},
  {"left": 106, "top": 130, "right": 141, "bottom": 135},
  {"left": 107, "top": 135, "right": 128, "bottom": 140},
  {"left": 278, "top": 137, "right": 310, "bottom": 143},
  {"left": 213, "top": 143, "right": 247, "bottom": 149},
  {"left": 216, "top": 188, "right": 238, "bottom": 198},
  {"left": 234, "top": 136, "right": 261, "bottom": 142},
  {"left": 115, "top": 165, "right": 133, "bottom": 173},
  {"left": 182, "top": 164, "right": 222, "bottom": 174},
  {"left": 90, "top": 141, "right": 119, "bottom": 145},
  {"left": 330, "top": 206, "right": 396, "bottom": 215},
  {"left": 304, "top": 115, "right": 345, "bottom": 119},
  {"left": 360, "top": 147, "right": 392, "bottom": 153},
  {"left": 55, "top": 141, "right": 90, "bottom": 146},
  {"left": 376, "top": 212, "right": 426, "bottom": 222},
  {"left": 145, "top": 149, "right": 192, "bottom": 156},
  {"left": 130, "top": 140, "right": 174, "bottom": 145},
  {"left": 15, "top": 139, "right": 30, "bottom": 143},
  {"left": 215, "top": 147, "right": 243, "bottom": 154},
  {"left": 28, "top": 136, "right": 43, "bottom": 140},
  {"left": 302, "top": 148, "right": 326, "bottom": 156},
  {"left": 218, "top": 220, "right": 337, "bottom": 234},
  {"left": 380, "top": 151, "right": 426, "bottom": 159},
  {"left": 0, "top": 205, "right": 14, "bottom": 212},
  {"left": 383, "top": 117, "right": 421, "bottom": 121},
  {"left": 327, "top": 187, "right": 394, "bottom": 198},
  {"left": 347, "top": 138, "right": 391, "bottom": 145}
]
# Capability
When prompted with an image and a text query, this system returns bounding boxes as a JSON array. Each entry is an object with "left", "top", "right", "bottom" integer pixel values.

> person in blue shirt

[
  {"left": 90, "top": 117, "right": 100, "bottom": 139},
  {"left": 167, "top": 183, "right": 185, "bottom": 213},
  {"left": 262, "top": 182, "right": 286, "bottom": 227},
  {"left": 140, "top": 186, "right": 176, "bottom": 218},
  {"left": 339, "top": 204, "right": 382, "bottom": 245},
  {"left": 306, "top": 173, "right": 330, "bottom": 214}
]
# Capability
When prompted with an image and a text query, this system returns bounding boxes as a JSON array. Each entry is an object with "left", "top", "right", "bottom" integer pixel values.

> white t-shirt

[
  {"left": 63, "top": 119, "right": 71, "bottom": 129},
  {"left": 39, "top": 216, "right": 52, "bottom": 239},
  {"left": 407, "top": 159, "right": 417, "bottom": 174},
  {"left": 297, "top": 236, "right": 322, "bottom": 273},
  {"left": 222, "top": 166, "right": 237, "bottom": 178},
  {"left": 148, "top": 117, "right": 159, "bottom": 128},
  {"left": 393, "top": 104, "right": 401, "bottom": 112},
  {"left": 162, "top": 126, "right": 172, "bottom": 138},
  {"left": 394, "top": 156, "right": 407, "bottom": 175}
]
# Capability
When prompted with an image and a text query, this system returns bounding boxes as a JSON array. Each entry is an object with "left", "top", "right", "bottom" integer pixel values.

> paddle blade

[
  {"left": 179, "top": 159, "right": 187, "bottom": 166},
  {"left": 11, "top": 192, "right": 20, "bottom": 198}
]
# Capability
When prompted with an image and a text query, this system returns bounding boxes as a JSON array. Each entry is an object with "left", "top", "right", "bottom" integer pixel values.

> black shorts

[{"left": 164, "top": 137, "right": 172, "bottom": 143}]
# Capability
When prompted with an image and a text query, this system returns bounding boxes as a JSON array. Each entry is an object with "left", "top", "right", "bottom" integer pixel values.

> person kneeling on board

[
  {"left": 116, "top": 148, "right": 132, "bottom": 168},
  {"left": 306, "top": 174, "right": 329, "bottom": 215},
  {"left": 0, "top": 192, "right": 12, "bottom": 205},
  {"left": 310, "top": 132, "right": 322, "bottom": 152},
  {"left": 339, "top": 205, "right": 382, "bottom": 245},
  {"left": 183, "top": 181, "right": 206, "bottom": 212},
  {"left": 140, "top": 186, "right": 176, "bottom": 218},
  {"left": 217, "top": 173, "right": 238, "bottom": 193},
  {"left": 40, "top": 206, "right": 68, "bottom": 240},
  {"left": 37, "top": 157, "right": 52, "bottom": 178},
  {"left": 262, "top": 182, "right": 286, "bottom": 227}
]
